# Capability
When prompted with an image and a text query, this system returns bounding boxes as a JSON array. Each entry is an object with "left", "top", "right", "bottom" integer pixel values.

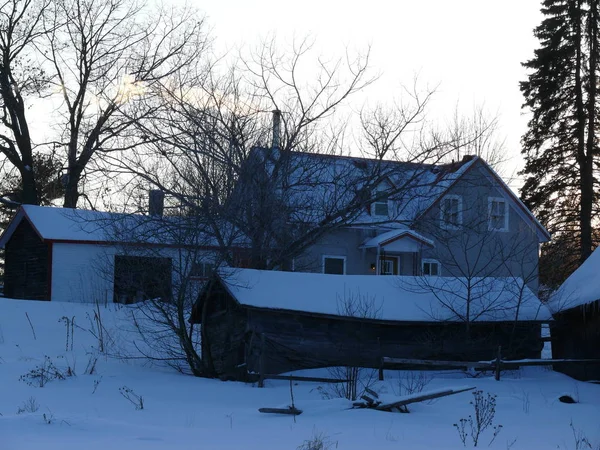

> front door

[{"left": 379, "top": 256, "right": 399, "bottom": 275}]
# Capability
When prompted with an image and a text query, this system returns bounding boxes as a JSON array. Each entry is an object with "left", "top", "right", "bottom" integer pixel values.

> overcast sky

[{"left": 193, "top": 0, "right": 544, "bottom": 188}]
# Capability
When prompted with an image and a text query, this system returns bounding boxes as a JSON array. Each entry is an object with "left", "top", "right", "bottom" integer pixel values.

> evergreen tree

[{"left": 520, "top": 0, "right": 600, "bottom": 271}]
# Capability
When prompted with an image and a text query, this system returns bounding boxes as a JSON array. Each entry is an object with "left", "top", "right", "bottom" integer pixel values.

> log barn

[
  {"left": 191, "top": 268, "right": 551, "bottom": 380},
  {"left": 551, "top": 248, "right": 600, "bottom": 381}
]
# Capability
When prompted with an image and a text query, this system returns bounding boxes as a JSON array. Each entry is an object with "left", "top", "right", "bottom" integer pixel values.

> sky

[{"left": 192, "top": 0, "right": 544, "bottom": 188}]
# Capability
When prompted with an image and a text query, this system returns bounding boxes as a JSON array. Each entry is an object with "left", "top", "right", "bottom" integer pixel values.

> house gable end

[{"left": 414, "top": 159, "right": 550, "bottom": 242}]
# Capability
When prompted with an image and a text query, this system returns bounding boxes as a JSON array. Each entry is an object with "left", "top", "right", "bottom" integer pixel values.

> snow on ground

[{"left": 1, "top": 298, "right": 599, "bottom": 450}]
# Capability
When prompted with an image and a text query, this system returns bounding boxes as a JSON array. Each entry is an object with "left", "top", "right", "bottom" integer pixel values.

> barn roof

[
  {"left": 552, "top": 247, "right": 600, "bottom": 312},
  {"left": 0, "top": 205, "right": 240, "bottom": 248},
  {"left": 206, "top": 268, "right": 551, "bottom": 323}
]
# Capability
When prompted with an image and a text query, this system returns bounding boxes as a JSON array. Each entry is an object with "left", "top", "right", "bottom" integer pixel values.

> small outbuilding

[
  {"left": 551, "top": 248, "right": 600, "bottom": 381},
  {"left": 191, "top": 268, "right": 551, "bottom": 380},
  {"left": 0, "top": 205, "right": 227, "bottom": 303}
]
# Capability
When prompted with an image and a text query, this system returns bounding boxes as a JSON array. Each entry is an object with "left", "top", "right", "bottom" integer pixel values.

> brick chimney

[
  {"left": 149, "top": 190, "right": 165, "bottom": 217},
  {"left": 272, "top": 109, "right": 281, "bottom": 150}
]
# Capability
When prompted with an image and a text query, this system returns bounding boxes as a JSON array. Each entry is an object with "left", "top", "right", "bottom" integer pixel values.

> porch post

[{"left": 376, "top": 246, "right": 380, "bottom": 276}]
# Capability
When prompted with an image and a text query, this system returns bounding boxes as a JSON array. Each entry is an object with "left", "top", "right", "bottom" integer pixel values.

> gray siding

[
  {"left": 295, "top": 162, "right": 541, "bottom": 295},
  {"left": 414, "top": 164, "right": 540, "bottom": 293},
  {"left": 295, "top": 227, "right": 375, "bottom": 274}
]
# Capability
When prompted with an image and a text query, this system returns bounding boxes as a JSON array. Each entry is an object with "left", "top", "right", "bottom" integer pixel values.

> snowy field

[{"left": 1, "top": 298, "right": 599, "bottom": 450}]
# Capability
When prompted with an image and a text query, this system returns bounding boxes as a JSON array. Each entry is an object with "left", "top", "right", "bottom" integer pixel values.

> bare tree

[
  {"left": 442, "top": 104, "right": 508, "bottom": 173},
  {"left": 411, "top": 172, "right": 542, "bottom": 338},
  {"left": 0, "top": 0, "right": 53, "bottom": 206},
  {"left": 327, "top": 288, "right": 381, "bottom": 401},
  {"left": 0, "top": 0, "right": 210, "bottom": 209},
  {"left": 77, "top": 209, "right": 222, "bottom": 376},
  {"left": 42, "top": 0, "right": 209, "bottom": 208},
  {"left": 107, "top": 38, "right": 387, "bottom": 266}
]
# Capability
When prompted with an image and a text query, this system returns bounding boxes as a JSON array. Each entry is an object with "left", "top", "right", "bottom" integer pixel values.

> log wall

[{"left": 201, "top": 284, "right": 542, "bottom": 379}]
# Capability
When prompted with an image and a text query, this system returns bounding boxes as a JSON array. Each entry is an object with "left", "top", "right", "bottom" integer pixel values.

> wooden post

[
  {"left": 378, "top": 338, "right": 384, "bottom": 381},
  {"left": 258, "top": 333, "right": 266, "bottom": 388},
  {"left": 495, "top": 345, "right": 502, "bottom": 381}
]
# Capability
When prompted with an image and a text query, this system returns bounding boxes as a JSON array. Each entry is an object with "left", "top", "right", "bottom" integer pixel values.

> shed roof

[
  {"left": 209, "top": 268, "right": 551, "bottom": 323},
  {"left": 0, "top": 205, "right": 239, "bottom": 248}
]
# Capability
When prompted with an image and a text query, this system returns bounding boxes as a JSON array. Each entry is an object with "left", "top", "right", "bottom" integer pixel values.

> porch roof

[{"left": 360, "top": 228, "right": 434, "bottom": 252}]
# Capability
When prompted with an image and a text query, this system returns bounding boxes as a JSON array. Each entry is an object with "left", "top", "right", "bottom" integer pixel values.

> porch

[{"left": 360, "top": 229, "right": 435, "bottom": 276}]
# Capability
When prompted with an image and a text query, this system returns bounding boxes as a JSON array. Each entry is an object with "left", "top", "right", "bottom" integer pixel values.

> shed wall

[
  {"left": 551, "top": 302, "right": 600, "bottom": 381},
  {"left": 51, "top": 243, "right": 213, "bottom": 303},
  {"left": 51, "top": 243, "right": 117, "bottom": 303},
  {"left": 4, "top": 220, "right": 50, "bottom": 300}
]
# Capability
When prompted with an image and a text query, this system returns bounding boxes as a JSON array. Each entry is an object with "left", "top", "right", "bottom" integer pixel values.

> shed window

[
  {"left": 114, "top": 255, "right": 172, "bottom": 304},
  {"left": 190, "top": 261, "right": 213, "bottom": 279},
  {"left": 323, "top": 256, "right": 346, "bottom": 275},
  {"left": 422, "top": 259, "right": 440, "bottom": 276},
  {"left": 440, "top": 195, "right": 462, "bottom": 229},
  {"left": 488, "top": 197, "right": 509, "bottom": 231}
]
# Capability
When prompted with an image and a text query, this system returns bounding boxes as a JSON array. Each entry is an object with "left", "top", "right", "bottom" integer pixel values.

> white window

[
  {"left": 440, "top": 195, "right": 462, "bottom": 229},
  {"left": 488, "top": 197, "right": 509, "bottom": 231},
  {"left": 372, "top": 185, "right": 389, "bottom": 217},
  {"left": 190, "top": 261, "right": 213, "bottom": 279},
  {"left": 323, "top": 255, "right": 346, "bottom": 275},
  {"left": 422, "top": 259, "right": 440, "bottom": 276}
]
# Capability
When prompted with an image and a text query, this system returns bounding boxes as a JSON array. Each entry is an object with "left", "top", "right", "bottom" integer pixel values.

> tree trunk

[
  {"left": 574, "top": 0, "right": 590, "bottom": 264},
  {"left": 63, "top": 176, "right": 80, "bottom": 209},
  {"left": 582, "top": 0, "right": 599, "bottom": 263},
  {"left": 0, "top": 65, "right": 39, "bottom": 205},
  {"left": 19, "top": 165, "right": 39, "bottom": 205}
]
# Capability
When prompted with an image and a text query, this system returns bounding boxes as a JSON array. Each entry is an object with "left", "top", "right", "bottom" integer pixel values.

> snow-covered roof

[
  {"left": 242, "top": 149, "right": 550, "bottom": 241},
  {"left": 215, "top": 268, "right": 551, "bottom": 322},
  {"left": 551, "top": 247, "right": 600, "bottom": 312},
  {"left": 243, "top": 148, "right": 479, "bottom": 227},
  {"left": 360, "top": 228, "right": 434, "bottom": 249},
  {"left": 0, "top": 205, "right": 240, "bottom": 248}
]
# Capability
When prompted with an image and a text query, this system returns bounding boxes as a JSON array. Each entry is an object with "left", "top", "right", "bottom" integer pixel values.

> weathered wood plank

[
  {"left": 382, "top": 357, "right": 489, "bottom": 369},
  {"left": 365, "top": 388, "right": 379, "bottom": 399},
  {"left": 375, "top": 386, "right": 475, "bottom": 411},
  {"left": 497, "top": 358, "right": 600, "bottom": 369},
  {"left": 262, "top": 374, "right": 350, "bottom": 383},
  {"left": 360, "top": 395, "right": 375, "bottom": 405},
  {"left": 258, "top": 407, "right": 303, "bottom": 415},
  {"left": 382, "top": 357, "right": 600, "bottom": 373}
]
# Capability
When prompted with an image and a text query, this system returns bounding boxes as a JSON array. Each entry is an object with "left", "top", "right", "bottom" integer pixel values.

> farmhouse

[
  {"left": 192, "top": 268, "right": 551, "bottom": 380},
  {"left": 550, "top": 247, "right": 600, "bottom": 381},
  {"left": 234, "top": 147, "right": 550, "bottom": 294},
  {"left": 0, "top": 203, "right": 228, "bottom": 303}
]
